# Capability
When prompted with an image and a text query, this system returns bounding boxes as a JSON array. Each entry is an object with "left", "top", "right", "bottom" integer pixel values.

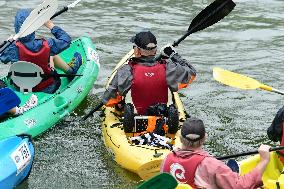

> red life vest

[
  {"left": 162, "top": 152, "right": 206, "bottom": 189},
  {"left": 16, "top": 40, "right": 54, "bottom": 92},
  {"left": 130, "top": 61, "right": 168, "bottom": 115}
]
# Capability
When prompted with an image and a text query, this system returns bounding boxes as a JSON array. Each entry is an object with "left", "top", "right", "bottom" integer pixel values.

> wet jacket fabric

[
  {"left": 130, "top": 61, "right": 168, "bottom": 115},
  {"left": 160, "top": 149, "right": 263, "bottom": 189},
  {"left": 102, "top": 54, "right": 197, "bottom": 108},
  {"left": 0, "top": 9, "right": 71, "bottom": 64}
]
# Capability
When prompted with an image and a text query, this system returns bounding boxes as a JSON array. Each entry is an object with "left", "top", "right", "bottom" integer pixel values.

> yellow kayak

[
  {"left": 176, "top": 184, "right": 193, "bottom": 189},
  {"left": 101, "top": 50, "right": 186, "bottom": 180},
  {"left": 240, "top": 151, "right": 284, "bottom": 188},
  {"left": 175, "top": 152, "right": 284, "bottom": 188},
  {"left": 139, "top": 151, "right": 284, "bottom": 189}
]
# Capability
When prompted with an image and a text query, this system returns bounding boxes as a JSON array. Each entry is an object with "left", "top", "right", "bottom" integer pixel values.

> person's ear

[
  {"left": 205, "top": 133, "right": 208, "bottom": 140},
  {"left": 134, "top": 48, "right": 141, "bottom": 57}
]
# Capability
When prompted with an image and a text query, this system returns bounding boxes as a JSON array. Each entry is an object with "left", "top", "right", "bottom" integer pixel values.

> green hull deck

[{"left": 0, "top": 37, "right": 100, "bottom": 140}]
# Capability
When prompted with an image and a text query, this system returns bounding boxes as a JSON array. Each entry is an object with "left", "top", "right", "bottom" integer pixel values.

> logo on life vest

[
  {"left": 145, "top": 72, "right": 155, "bottom": 77},
  {"left": 170, "top": 163, "right": 187, "bottom": 183}
]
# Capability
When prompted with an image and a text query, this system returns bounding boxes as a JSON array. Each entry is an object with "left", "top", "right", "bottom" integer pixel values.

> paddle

[
  {"left": 0, "top": 0, "right": 58, "bottom": 55},
  {"left": 213, "top": 67, "right": 284, "bottom": 95},
  {"left": 0, "top": 88, "right": 21, "bottom": 116},
  {"left": 82, "top": 102, "right": 103, "bottom": 121},
  {"left": 0, "top": 0, "right": 82, "bottom": 55},
  {"left": 50, "top": 0, "right": 82, "bottom": 19},
  {"left": 136, "top": 173, "right": 178, "bottom": 189},
  {"left": 173, "top": 0, "right": 236, "bottom": 47},
  {"left": 83, "top": 0, "right": 236, "bottom": 121},
  {"left": 217, "top": 146, "right": 284, "bottom": 160}
]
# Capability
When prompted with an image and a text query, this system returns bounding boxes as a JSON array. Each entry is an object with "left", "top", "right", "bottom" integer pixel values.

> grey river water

[{"left": 1, "top": 0, "right": 284, "bottom": 188}]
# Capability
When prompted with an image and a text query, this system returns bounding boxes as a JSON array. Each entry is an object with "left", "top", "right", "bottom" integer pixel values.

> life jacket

[
  {"left": 16, "top": 40, "right": 54, "bottom": 92},
  {"left": 162, "top": 152, "right": 206, "bottom": 189},
  {"left": 129, "top": 60, "right": 168, "bottom": 115}
]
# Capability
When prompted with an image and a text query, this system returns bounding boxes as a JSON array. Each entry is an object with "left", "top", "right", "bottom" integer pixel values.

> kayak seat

[
  {"left": 123, "top": 103, "right": 179, "bottom": 134},
  {"left": 8, "top": 61, "right": 44, "bottom": 93}
]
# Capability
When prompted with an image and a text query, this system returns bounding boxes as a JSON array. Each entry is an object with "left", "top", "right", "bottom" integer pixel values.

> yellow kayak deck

[{"left": 240, "top": 151, "right": 284, "bottom": 188}]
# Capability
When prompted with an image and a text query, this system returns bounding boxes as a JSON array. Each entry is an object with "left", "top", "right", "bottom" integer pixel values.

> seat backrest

[{"left": 9, "top": 61, "right": 44, "bottom": 93}]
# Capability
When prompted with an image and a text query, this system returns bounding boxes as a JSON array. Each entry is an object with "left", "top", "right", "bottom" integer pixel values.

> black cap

[
  {"left": 181, "top": 118, "right": 206, "bottom": 142},
  {"left": 130, "top": 31, "right": 157, "bottom": 50}
]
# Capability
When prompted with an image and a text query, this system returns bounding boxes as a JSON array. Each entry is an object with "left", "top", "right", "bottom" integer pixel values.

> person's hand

[
  {"left": 49, "top": 56, "right": 55, "bottom": 70},
  {"left": 258, "top": 144, "right": 270, "bottom": 163},
  {"left": 160, "top": 44, "right": 176, "bottom": 58},
  {"left": 44, "top": 20, "right": 55, "bottom": 30}
]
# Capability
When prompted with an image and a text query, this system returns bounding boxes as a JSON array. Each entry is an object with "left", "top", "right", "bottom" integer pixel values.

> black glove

[{"left": 160, "top": 44, "right": 176, "bottom": 58}]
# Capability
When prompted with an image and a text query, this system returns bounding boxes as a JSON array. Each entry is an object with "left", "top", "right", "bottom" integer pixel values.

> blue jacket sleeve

[
  {"left": 0, "top": 43, "right": 19, "bottom": 64},
  {"left": 47, "top": 26, "right": 72, "bottom": 56}
]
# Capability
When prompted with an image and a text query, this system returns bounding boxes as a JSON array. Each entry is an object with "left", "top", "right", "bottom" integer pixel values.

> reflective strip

[
  {"left": 147, "top": 116, "right": 157, "bottom": 132},
  {"left": 178, "top": 83, "right": 188, "bottom": 90},
  {"left": 105, "top": 94, "right": 122, "bottom": 107},
  {"left": 178, "top": 75, "right": 196, "bottom": 90}
]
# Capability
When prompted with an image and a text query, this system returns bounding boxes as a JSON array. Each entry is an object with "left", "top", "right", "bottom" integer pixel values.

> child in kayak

[{"left": 0, "top": 9, "right": 83, "bottom": 94}]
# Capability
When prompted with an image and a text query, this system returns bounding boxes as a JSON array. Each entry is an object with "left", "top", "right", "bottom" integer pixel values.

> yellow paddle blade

[
  {"left": 212, "top": 67, "right": 284, "bottom": 95},
  {"left": 213, "top": 67, "right": 263, "bottom": 90}
]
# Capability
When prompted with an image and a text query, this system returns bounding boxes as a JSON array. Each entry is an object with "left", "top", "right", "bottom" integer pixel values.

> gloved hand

[{"left": 160, "top": 44, "right": 176, "bottom": 58}]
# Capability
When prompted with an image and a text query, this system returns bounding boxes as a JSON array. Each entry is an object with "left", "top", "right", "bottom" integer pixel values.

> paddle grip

[
  {"left": 41, "top": 73, "right": 83, "bottom": 78},
  {"left": 51, "top": 6, "right": 68, "bottom": 20},
  {"left": 259, "top": 84, "right": 273, "bottom": 92},
  {"left": 0, "top": 40, "right": 7, "bottom": 49}
]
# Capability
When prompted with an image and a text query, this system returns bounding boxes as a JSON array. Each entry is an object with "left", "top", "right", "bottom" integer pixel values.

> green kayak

[{"left": 0, "top": 36, "right": 100, "bottom": 140}]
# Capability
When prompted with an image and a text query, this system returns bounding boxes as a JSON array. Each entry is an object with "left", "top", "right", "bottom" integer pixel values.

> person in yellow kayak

[
  {"left": 0, "top": 9, "right": 82, "bottom": 94},
  {"left": 102, "top": 31, "right": 196, "bottom": 133},
  {"left": 267, "top": 106, "right": 284, "bottom": 164},
  {"left": 160, "top": 117, "right": 271, "bottom": 189}
]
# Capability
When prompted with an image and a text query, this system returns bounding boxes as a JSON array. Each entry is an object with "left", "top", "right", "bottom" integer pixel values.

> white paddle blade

[
  {"left": 15, "top": 0, "right": 58, "bottom": 40},
  {"left": 68, "top": 0, "right": 82, "bottom": 8}
]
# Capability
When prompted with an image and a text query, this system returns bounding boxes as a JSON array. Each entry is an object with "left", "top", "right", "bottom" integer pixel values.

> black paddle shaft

[
  {"left": 173, "top": 0, "right": 236, "bottom": 47},
  {"left": 51, "top": 6, "right": 68, "bottom": 19},
  {"left": 217, "top": 146, "right": 284, "bottom": 160},
  {"left": 82, "top": 102, "right": 104, "bottom": 120},
  {"left": 0, "top": 40, "right": 14, "bottom": 56}
]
